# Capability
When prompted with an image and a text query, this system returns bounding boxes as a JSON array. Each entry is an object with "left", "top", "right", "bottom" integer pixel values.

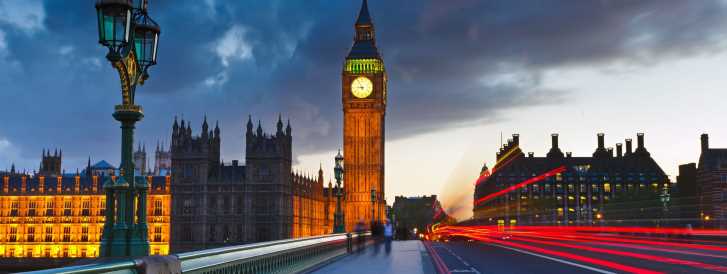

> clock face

[{"left": 351, "top": 76, "right": 373, "bottom": 99}]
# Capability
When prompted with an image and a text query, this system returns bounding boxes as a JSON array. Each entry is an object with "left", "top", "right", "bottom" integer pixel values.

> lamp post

[
  {"left": 370, "top": 187, "right": 376, "bottom": 227},
  {"left": 660, "top": 184, "right": 670, "bottom": 227},
  {"left": 95, "top": 0, "right": 160, "bottom": 257},
  {"left": 333, "top": 150, "right": 345, "bottom": 233}
]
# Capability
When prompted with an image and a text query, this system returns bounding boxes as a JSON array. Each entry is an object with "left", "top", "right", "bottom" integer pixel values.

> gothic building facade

[
  {"left": 154, "top": 141, "right": 172, "bottom": 176},
  {"left": 133, "top": 144, "right": 148, "bottom": 176},
  {"left": 132, "top": 142, "right": 171, "bottom": 176},
  {"left": 169, "top": 116, "right": 335, "bottom": 252},
  {"left": 0, "top": 153, "right": 171, "bottom": 259},
  {"left": 39, "top": 150, "right": 62, "bottom": 176},
  {"left": 474, "top": 133, "right": 670, "bottom": 226}
]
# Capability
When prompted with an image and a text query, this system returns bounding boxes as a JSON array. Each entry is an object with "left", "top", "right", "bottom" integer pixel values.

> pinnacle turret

[{"left": 277, "top": 114, "right": 284, "bottom": 135}]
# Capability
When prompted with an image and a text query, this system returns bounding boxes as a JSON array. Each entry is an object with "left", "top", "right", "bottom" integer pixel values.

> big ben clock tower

[{"left": 342, "top": 0, "right": 387, "bottom": 231}]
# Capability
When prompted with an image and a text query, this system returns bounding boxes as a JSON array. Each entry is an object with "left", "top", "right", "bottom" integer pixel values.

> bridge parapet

[{"left": 22, "top": 233, "right": 370, "bottom": 274}]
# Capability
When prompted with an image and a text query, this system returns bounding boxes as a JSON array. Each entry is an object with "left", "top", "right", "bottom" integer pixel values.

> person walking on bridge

[{"left": 383, "top": 219, "right": 393, "bottom": 254}]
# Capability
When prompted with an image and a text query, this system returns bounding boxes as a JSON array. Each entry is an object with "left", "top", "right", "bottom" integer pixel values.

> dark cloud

[{"left": 1, "top": 0, "right": 726, "bottom": 171}]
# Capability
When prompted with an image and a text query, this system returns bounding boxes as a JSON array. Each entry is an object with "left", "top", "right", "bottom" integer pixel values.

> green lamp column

[
  {"left": 96, "top": 0, "right": 160, "bottom": 257},
  {"left": 334, "top": 150, "right": 345, "bottom": 233}
]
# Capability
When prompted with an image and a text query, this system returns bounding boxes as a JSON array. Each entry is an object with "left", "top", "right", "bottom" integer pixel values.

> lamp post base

[{"left": 100, "top": 106, "right": 150, "bottom": 257}]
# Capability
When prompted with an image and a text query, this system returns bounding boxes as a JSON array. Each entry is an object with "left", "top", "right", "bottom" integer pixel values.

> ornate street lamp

[
  {"left": 334, "top": 150, "right": 345, "bottom": 233},
  {"left": 96, "top": 0, "right": 161, "bottom": 257}
]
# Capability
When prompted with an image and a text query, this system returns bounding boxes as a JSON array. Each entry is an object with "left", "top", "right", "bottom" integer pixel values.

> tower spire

[
  {"left": 246, "top": 115, "right": 253, "bottom": 135},
  {"left": 348, "top": 0, "right": 379, "bottom": 59},
  {"left": 214, "top": 120, "right": 220, "bottom": 138},
  {"left": 356, "top": 0, "right": 372, "bottom": 26}
]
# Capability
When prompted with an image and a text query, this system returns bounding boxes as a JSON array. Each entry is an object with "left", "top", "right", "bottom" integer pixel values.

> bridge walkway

[{"left": 310, "top": 240, "right": 436, "bottom": 274}]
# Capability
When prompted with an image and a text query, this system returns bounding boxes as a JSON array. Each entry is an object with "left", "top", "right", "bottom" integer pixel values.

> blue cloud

[{"left": 2, "top": 0, "right": 727, "bottom": 172}]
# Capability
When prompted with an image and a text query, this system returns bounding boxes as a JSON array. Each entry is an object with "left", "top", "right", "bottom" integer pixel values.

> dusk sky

[{"left": 2, "top": 1, "right": 727, "bottom": 219}]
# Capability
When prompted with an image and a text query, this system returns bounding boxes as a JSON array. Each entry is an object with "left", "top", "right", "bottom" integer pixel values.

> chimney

[
  {"left": 625, "top": 139, "right": 633, "bottom": 155},
  {"left": 634, "top": 133, "right": 650, "bottom": 156},
  {"left": 547, "top": 133, "right": 564, "bottom": 158},
  {"left": 528, "top": 152, "right": 534, "bottom": 158},
  {"left": 566, "top": 152, "right": 572, "bottom": 158},
  {"left": 512, "top": 134, "right": 520, "bottom": 146},
  {"left": 616, "top": 143, "right": 623, "bottom": 157},
  {"left": 597, "top": 133, "right": 605, "bottom": 149},
  {"left": 607, "top": 147, "right": 613, "bottom": 157},
  {"left": 701, "top": 134, "right": 709, "bottom": 153}
]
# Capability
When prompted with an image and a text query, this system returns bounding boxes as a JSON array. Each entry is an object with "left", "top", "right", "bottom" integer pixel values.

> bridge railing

[{"left": 23, "top": 232, "right": 370, "bottom": 274}]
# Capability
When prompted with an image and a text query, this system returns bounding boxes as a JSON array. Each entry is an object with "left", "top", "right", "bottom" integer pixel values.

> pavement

[{"left": 310, "top": 240, "right": 436, "bottom": 274}]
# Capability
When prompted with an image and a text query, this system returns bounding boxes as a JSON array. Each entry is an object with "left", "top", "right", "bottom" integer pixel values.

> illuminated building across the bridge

[
  {"left": 0, "top": 171, "right": 170, "bottom": 258},
  {"left": 474, "top": 133, "right": 670, "bottom": 226}
]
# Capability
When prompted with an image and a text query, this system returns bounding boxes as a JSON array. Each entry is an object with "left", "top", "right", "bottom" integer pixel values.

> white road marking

[
  {"left": 435, "top": 245, "right": 481, "bottom": 274},
  {"left": 450, "top": 269, "right": 478, "bottom": 273},
  {"left": 488, "top": 243, "right": 617, "bottom": 274}
]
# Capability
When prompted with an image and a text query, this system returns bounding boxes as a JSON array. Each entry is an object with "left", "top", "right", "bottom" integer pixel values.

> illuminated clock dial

[{"left": 351, "top": 76, "right": 373, "bottom": 98}]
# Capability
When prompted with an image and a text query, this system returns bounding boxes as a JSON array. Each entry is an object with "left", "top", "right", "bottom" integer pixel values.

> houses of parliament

[
  {"left": 0, "top": 0, "right": 388, "bottom": 258},
  {"left": 0, "top": 150, "right": 172, "bottom": 258},
  {"left": 169, "top": 116, "right": 337, "bottom": 252}
]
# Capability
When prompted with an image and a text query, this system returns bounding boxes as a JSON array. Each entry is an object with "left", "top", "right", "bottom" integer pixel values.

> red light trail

[
  {"left": 430, "top": 225, "right": 727, "bottom": 274},
  {"left": 474, "top": 166, "right": 566, "bottom": 206}
]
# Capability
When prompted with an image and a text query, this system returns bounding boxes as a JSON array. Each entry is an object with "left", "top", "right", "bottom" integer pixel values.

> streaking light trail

[
  {"left": 431, "top": 225, "right": 727, "bottom": 274},
  {"left": 474, "top": 166, "right": 566, "bottom": 206}
]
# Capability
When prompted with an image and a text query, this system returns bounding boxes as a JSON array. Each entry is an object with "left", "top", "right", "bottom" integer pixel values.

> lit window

[
  {"left": 153, "top": 199, "right": 163, "bottom": 216},
  {"left": 81, "top": 226, "right": 89, "bottom": 242},
  {"left": 100, "top": 199, "right": 106, "bottom": 216},
  {"left": 28, "top": 201, "right": 37, "bottom": 216},
  {"left": 10, "top": 200, "right": 19, "bottom": 217},
  {"left": 9, "top": 226, "right": 17, "bottom": 242},
  {"left": 27, "top": 226, "right": 35, "bottom": 242},
  {"left": 82, "top": 200, "right": 90, "bottom": 216},
  {"left": 63, "top": 226, "right": 71, "bottom": 242},
  {"left": 45, "top": 200, "right": 54, "bottom": 216},
  {"left": 45, "top": 226, "right": 53, "bottom": 242},
  {"left": 154, "top": 225, "right": 162, "bottom": 242},
  {"left": 63, "top": 200, "right": 72, "bottom": 216},
  {"left": 604, "top": 183, "right": 611, "bottom": 193}
]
